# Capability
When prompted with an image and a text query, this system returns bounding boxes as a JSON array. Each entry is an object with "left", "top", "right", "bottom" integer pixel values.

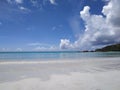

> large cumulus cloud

[
  {"left": 60, "top": 0, "right": 120, "bottom": 50},
  {"left": 60, "top": 39, "right": 73, "bottom": 49}
]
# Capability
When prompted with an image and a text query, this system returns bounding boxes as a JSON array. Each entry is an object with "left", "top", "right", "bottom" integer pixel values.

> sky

[{"left": 0, "top": 0, "right": 120, "bottom": 51}]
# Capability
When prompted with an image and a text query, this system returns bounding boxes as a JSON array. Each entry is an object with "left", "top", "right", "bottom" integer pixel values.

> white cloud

[
  {"left": 28, "top": 42, "right": 58, "bottom": 51},
  {"left": 60, "top": 0, "right": 120, "bottom": 50},
  {"left": 28, "top": 43, "right": 50, "bottom": 47},
  {"left": 30, "top": 0, "right": 39, "bottom": 7},
  {"left": 19, "top": 6, "right": 25, "bottom": 10},
  {"left": 49, "top": 0, "right": 57, "bottom": 5},
  {"left": 16, "top": 48, "right": 23, "bottom": 51},
  {"left": 19, "top": 6, "right": 31, "bottom": 12},
  {"left": 80, "top": 6, "right": 90, "bottom": 21},
  {"left": 49, "top": 46, "right": 58, "bottom": 50},
  {"left": 7, "top": 0, "right": 23, "bottom": 4},
  {"left": 34, "top": 46, "right": 57, "bottom": 51},
  {"left": 102, "top": 0, "right": 120, "bottom": 27},
  {"left": 6, "top": 0, "right": 56, "bottom": 13},
  {"left": 15, "top": 0, "right": 23, "bottom": 4},
  {"left": 34, "top": 46, "right": 47, "bottom": 51},
  {"left": 60, "top": 39, "right": 73, "bottom": 49},
  {"left": 30, "top": 0, "right": 43, "bottom": 10},
  {"left": 6, "top": 0, "right": 12, "bottom": 3},
  {"left": 1, "top": 48, "right": 9, "bottom": 51}
]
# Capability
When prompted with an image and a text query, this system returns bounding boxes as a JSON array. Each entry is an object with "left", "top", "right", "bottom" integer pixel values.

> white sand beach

[{"left": 0, "top": 57, "right": 120, "bottom": 90}]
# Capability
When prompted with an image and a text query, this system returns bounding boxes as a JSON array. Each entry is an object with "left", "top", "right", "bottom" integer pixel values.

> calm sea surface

[{"left": 0, "top": 51, "right": 120, "bottom": 61}]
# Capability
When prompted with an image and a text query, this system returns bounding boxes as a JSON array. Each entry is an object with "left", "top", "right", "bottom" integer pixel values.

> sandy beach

[
  {"left": 0, "top": 57, "right": 120, "bottom": 90},
  {"left": 1, "top": 0, "right": 120, "bottom": 89}
]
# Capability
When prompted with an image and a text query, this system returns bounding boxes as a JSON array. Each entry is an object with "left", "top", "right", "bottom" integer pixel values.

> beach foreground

[{"left": 0, "top": 58, "right": 120, "bottom": 90}]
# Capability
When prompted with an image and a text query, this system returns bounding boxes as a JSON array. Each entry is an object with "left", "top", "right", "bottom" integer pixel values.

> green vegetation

[{"left": 95, "top": 43, "right": 120, "bottom": 52}]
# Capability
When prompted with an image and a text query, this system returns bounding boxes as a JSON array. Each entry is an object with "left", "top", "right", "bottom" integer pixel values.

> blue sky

[{"left": 0, "top": 0, "right": 120, "bottom": 51}]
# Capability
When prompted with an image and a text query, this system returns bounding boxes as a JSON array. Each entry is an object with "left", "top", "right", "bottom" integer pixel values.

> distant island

[{"left": 95, "top": 43, "right": 120, "bottom": 52}]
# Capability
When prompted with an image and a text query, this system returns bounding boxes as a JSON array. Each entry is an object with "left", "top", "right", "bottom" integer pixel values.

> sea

[{"left": 0, "top": 51, "right": 120, "bottom": 61}]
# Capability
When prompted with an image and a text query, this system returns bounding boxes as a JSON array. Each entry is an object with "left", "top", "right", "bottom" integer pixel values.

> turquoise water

[{"left": 0, "top": 51, "right": 120, "bottom": 61}]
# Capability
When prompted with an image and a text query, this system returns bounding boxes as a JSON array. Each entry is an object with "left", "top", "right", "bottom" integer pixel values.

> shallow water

[{"left": 0, "top": 51, "right": 120, "bottom": 61}]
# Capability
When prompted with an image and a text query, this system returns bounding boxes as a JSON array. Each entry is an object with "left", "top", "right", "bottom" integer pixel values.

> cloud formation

[
  {"left": 16, "top": 48, "right": 23, "bottom": 51},
  {"left": 15, "top": 0, "right": 23, "bottom": 4},
  {"left": 49, "top": 0, "right": 57, "bottom": 5},
  {"left": 28, "top": 42, "right": 58, "bottom": 51},
  {"left": 7, "top": 0, "right": 57, "bottom": 6},
  {"left": 19, "top": 6, "right": 31, "bottom": 12},
  {"left": 60, "top": 0, "right": 120, "bottom": 50},
  {"left": 5, "top": 0, "right": 56, "bottom": 13},
  {"left": 7, "top": 0, "right": 23, "bottom": 4},
  {"left": 60, "top": 39, "right": 73, "bottom": 49},
  {"left": 28, "top": 43, "right": 50, "bottom": 46}
]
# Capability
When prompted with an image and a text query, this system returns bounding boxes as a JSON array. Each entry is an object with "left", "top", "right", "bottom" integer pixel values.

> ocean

[
  {"left": 0, "top": 51, "right": 120, "bottom": 61},
  {"left": 0, "top": 51, "right": 120, "bottom": 90}
]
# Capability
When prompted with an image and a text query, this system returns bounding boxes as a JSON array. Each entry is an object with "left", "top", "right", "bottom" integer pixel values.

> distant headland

[
  {"left": 82, "top": 43, "right": 120, "bottom": 52},
  {"left": 95, "top": 43, "right": 120, "bottom": 52}
]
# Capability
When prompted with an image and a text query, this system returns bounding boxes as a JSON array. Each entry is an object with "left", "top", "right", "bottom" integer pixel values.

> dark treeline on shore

[{"left": 95, "top": 43, "right": 120, "bottom": 52}]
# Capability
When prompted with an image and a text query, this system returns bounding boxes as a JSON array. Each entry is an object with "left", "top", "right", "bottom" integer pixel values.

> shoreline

[{"left": 0, "top": 57, "right": 120, "bottom": 65}]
